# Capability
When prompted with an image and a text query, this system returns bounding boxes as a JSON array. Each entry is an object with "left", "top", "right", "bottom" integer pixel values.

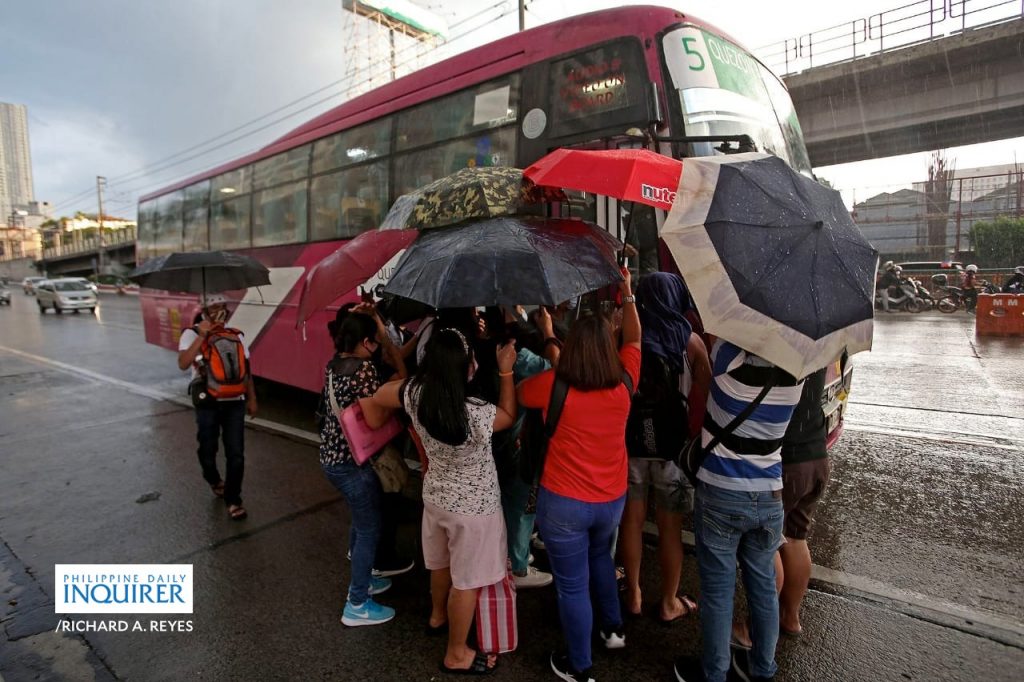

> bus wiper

[{"left": 652, "top": 134, "right": 757, "bottom": 154}]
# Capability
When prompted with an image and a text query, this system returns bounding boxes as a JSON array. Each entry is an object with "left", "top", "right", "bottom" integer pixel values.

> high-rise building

[{"left": 0, "top": 102, "right": 35, "bottom": 223}]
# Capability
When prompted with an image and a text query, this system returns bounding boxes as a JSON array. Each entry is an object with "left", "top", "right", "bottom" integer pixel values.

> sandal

[
  {"left": 228, "top": 504, "right": 247, "bottom": 520},
  {"left": 211, "top": 481, "right": 225, "bottom": 498},
  {"left": 439, "top": 651, "right": 496, "bottom": 676},
  {"left": 425, "top": 620, "right": 449, "bottom": 637},
  {"left": 658, "top": 594, "right": 699, "bottom": 625}
]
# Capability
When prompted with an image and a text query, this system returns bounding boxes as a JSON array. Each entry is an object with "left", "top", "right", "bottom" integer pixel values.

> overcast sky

[{"left": 4, "top": 0, "right": 1022, "bottom": 217}]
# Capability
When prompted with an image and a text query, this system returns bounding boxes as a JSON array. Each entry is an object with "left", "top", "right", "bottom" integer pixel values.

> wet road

[{"left": 1, "top": 294, "right": 1022, "bottom": 681}]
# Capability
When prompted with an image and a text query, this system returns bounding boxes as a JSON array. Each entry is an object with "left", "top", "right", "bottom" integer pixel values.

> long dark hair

[
  {"left": 556, "top": 314, "right": 623, "bottom": 391},
  {"left": 413, "top": 328, "right": 472, "bottom": 446},
  {"left": 333, "top": 313, "right": 376, "bottom": 354}
]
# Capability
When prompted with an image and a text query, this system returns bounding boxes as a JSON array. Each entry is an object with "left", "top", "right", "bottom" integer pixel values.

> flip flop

[
  {"left": 658, "top": 594, "right": 699, "bottom": 625},
  {"left": 780, "top": 626, "right": 804, "bottom": 638},
  {"left": 211, "top": 481, "right": 225, "bottom": 498},
  {"left": 228, "top": 504, "right": 247, "bottom": 521},
  {"left": 439, "top": 651, "right": 497, "bottom": 676}
]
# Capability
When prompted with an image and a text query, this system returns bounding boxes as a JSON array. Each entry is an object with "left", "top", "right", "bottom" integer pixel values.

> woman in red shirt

[{"left": 518, "top": 270, "right": 640, "bottom": 682}]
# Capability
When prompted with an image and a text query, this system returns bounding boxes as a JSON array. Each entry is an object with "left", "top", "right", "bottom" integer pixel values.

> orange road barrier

[{"left": 975, "top": 294, "right": 1024, "bottom": 337}]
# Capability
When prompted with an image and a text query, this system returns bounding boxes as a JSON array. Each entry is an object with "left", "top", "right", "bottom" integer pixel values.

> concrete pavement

[{"left": 1, "top": 294, "right": 1022, "bottom": 681}]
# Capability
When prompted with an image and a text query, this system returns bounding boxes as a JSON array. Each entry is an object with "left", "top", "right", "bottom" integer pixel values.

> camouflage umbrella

[{"left": 379, "top": 166, "right": 567, "bottom": 230}]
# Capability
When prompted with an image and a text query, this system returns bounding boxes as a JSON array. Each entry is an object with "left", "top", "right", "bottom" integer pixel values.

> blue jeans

[
  {"left": 322, "top": 459, "right": 382, "bottom": 605},
  {"left": 195, "top": 400, "right": 246, "bottom": 506},
  {"left": 499, "top": 473, "right": 535, "bottom": 573},
  {"left": 536, "top": 487, "right": 626, "bottom": 673},
  {"left": 694, "top": 482, "right": 784, "bottom": 682}
]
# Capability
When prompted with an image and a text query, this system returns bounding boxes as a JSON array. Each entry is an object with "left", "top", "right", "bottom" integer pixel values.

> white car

[
  {"left": 65, "top": 276, "right": 99, "bottom": 293},
  {"left": 21, "top": 276, "right": 46, "bottom": 295},
  {"left": 36, "top": 278, "right": 98, "bottom": 314}
]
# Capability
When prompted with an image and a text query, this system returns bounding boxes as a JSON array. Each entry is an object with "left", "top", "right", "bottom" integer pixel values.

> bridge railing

[
  {"left": 758, "top": 0, "right": 1024, "bottom": 77},
  {"left": 41, "top": 227, "right": 137, "bottom": 260}
]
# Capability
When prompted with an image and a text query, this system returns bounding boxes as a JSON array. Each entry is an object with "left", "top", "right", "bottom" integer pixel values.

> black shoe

[
  {"left": 372, "top": 557, "right": 415, "bottom": 578},
  {"left": 550, "top": 652, "right": 595, "bottom": 682},
  {"left": 673, "top": 656, "right": 705, "bottom": 682},
  {"left": 730, "top": 649, "right": 774, "bottom": 682}
]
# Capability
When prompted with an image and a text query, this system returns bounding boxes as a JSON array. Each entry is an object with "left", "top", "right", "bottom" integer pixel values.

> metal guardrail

[
  {"left": 757, "top": 0, "right": 1024, "bottom": 76},
  {"left": 41, "top": 227, "right": 137, "bottom": 260}
]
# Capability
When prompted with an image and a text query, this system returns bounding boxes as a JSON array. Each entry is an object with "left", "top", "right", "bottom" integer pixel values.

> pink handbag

[
  {"left": 328, "top": 370, "right": 402, "bottom": 465},
  {"left": 475, "top": 569, "right": 518, "bottom": 654}
]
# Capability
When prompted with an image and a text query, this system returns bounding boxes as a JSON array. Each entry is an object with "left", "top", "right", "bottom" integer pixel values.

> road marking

[
  {"left": 6, "top": 343, "right": 1022, "bottom": 645},
  {"left": 0, "top": 344, "right": 321, "bottom": 447},
  {"left": 843, "top": 421, "right": 1024, "bottom": 451}
]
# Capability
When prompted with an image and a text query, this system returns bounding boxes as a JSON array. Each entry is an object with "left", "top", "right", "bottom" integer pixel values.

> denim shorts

[{"left": 627, "top": 458, "right": 692, "bottom": 513}]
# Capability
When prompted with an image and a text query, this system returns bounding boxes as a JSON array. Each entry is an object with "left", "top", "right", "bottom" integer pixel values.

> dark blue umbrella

[
  {"left": 661, "top": 153, "right": 877, "bottom": 379},
  {"left": 128, "top": 251, "right": 270, "bottom": 294},
  {"left": 382, "top": 216, "right": 623, "bottom": 308}
]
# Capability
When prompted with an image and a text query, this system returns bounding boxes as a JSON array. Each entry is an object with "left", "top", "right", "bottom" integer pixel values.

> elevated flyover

[{"left": 761, "top": 1, "right": 1024, "bottom": 166}]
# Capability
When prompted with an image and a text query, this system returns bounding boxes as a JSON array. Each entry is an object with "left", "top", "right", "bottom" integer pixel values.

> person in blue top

[{"left": 674, "top": 340, "right": 803, "bottom": 682}]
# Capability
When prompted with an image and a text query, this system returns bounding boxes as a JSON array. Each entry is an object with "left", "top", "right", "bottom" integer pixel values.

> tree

[
  {"left": 968, "top": 216, "right": 1024, "bottom": 268},
  {"left": 924, "top": 151, "right": 955, "bottom": 259}
]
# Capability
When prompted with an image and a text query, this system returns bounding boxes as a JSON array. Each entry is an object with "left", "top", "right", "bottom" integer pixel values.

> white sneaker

[
  {"left": 528, "top": 553, "right": 535, "bottom": 565},
  {"left": 531, "top": 532, "right": 546, "bottom": 552},
  {"left": 513, "top": 567, "right": 553, "bottom": 589},
  {"left": 599, "top": 627, "right": 626, "bottom": 650}
]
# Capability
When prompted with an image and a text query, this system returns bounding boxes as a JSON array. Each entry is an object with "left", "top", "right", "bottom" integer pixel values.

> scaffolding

[{"left": 341, "top": 0, "right": 447, "bottom": 97}]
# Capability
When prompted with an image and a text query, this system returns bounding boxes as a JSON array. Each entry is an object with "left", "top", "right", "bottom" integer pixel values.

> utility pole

[
  {"left": 96, "top": 176, "right": 106, "bottom": 276},
  {"left": 518, "top": 0, "right": 525, "bottom": 31}
]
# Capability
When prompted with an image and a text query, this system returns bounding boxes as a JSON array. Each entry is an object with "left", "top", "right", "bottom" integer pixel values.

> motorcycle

[
  {"left": 931, "top": 274, "right": 997, "bottom": 313},
  {"left": 875, "top": 278, "right": 925, "bottom": 313},
  {"left": 908, "top": 277, "right": 938, "bottom": 310}
]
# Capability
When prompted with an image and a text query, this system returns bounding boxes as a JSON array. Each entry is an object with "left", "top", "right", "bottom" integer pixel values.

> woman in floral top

[
  {"left": 320, "top": 305, "right": 406, "bottom": 628},
  {"left": 364, "top": 328, "right": 517, "bottom": 675}
]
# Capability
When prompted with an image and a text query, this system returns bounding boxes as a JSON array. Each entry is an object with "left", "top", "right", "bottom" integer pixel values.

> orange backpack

[{"left": 200, "top": 327, "right": 249, "bottom": 399}]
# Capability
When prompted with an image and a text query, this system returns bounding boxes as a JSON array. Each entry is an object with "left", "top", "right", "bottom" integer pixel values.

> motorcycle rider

[
  {"left": 961, "top": 264, "right": 981, "bottom": 312},
  {"left": 1003, "top": 266, "right": 1024, "bottom": 293},
  {"left": 876, "top": 261, "right": 900, "bottom": 313}
]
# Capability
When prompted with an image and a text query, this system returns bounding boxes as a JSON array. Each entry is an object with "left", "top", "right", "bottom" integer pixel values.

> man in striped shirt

[{"left": 675, "top": 339, "right": 803, "bottom": 682}]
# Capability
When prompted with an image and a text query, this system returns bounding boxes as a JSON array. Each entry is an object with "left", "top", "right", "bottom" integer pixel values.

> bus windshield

[{"left": 662, "top": 26, "right": 811, "bottom": 174}]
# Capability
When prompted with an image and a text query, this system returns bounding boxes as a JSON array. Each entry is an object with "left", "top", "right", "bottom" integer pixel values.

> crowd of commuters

[{"left": 181, "top": 267, "right": 838, "bottom": 681}]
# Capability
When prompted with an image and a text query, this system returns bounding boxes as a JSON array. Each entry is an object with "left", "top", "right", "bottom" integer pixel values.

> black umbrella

[
  {"left": 382, "top": 217, "right": 623, "bottom": 308},
  {"left": 661, "top": 153, "right": 877, "bottom": 379},
  {"left": 128, "top": 251, "right": 271, "bottom": 294}
]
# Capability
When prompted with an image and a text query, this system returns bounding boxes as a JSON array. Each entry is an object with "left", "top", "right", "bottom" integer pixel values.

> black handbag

[{"left": 189, "top": 374, "right": 216, "bottom": 408}]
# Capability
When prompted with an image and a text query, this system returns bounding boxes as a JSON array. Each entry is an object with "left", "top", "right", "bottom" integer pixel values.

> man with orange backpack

[{"left": 177, "top": 293, "right": 258, "bottom": 520}]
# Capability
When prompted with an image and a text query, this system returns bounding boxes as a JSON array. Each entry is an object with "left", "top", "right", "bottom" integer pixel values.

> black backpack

[{"left": 626, "top": 349, "right": 688, "bottom": 460}]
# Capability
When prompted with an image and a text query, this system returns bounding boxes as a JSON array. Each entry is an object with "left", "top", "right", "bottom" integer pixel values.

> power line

[
  {"left": 104, "top": 0, "right": 513, "bottom": 188},
  {"left": 53, "top": 1, "right": 522, "bottom": 214},
  {"left": 71, "top": 1, "right": 520, "bottom": 209}
]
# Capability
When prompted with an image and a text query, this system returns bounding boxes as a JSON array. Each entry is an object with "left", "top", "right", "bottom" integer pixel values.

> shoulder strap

[
  {"left": 326, "top": 370, "right": 342, "bottom": 419},
  {"left": 702, "top": 372, "right": 776, "bottom": 456},
  {"left": 621, "top": 370, "right": 634, "bottom": 395},
  {"left": 544, "top": 376, "right": 569, "bottom": 440}
]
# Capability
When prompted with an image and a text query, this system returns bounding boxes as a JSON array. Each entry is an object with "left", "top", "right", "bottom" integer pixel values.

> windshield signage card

[{"left": 663, "top": 27, "right": 770, "bottom": 107}]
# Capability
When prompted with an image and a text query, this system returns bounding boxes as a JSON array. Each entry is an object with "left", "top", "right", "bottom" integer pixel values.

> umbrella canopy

[
  {"left": 295, "top": 229, "right": 418, "bottom": 324},
  {"left": 660, "top": 153, "right": 877, "bottom": 380},
  {"left": 378, "top": 166, "right": 566, "bottom": 230},
  {"left": 383, "top": 216, "right": 623, "bottom": 308},
  {"left": 128, "top": 250, "right": 270, "bottom": 294},
  {"left": 524, "top": 148, "right": 683, "bottom": 210}
]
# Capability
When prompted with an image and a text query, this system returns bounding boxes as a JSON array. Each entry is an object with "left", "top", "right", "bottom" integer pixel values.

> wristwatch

[{"left": 622, "top": 295, "right": 636, "bottom": 304}]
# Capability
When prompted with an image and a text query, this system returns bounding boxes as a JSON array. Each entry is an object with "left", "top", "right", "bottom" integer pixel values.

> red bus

[{"left": 137, "top": 5, "right": 817, "bottom": 395}]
